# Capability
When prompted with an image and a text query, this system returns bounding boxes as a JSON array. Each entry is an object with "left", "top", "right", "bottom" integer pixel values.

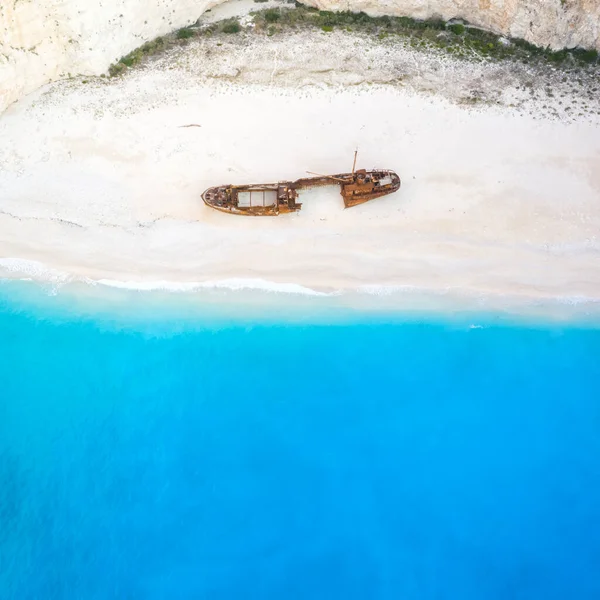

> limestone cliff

[
  {"left": 0, "top": 0, "right": 213, "bottom": 113},
  {"left": 305, "top": 0, "right": 600, "bottom": 52},
  {"left": 1, "top": 0, "right": 599, "bottom": 114}
]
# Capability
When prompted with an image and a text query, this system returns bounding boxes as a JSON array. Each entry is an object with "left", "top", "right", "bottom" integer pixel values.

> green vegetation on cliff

[{"left": 108, "top": 4, "right": 599, "bottom": 77}]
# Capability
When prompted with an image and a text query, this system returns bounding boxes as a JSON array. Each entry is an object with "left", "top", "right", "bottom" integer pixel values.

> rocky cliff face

[
  {"left": 1, "top": 0, "right": 599, "bottom": 114},
  {"left": 306, "top": 0, "right": 600, "bottom": 51},
  {"left": 0, "top": 0, "right": 213, "bottom": 113}
]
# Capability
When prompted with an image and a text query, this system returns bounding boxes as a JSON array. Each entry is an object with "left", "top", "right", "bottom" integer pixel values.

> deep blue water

[{"left": 1, "top": 284, "right": 600, "bottom": 599}]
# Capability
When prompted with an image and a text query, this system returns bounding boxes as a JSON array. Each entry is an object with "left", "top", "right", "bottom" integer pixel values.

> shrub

[
  {"left": 322, "top": 25, "right": 333, "bottom": 32},
  {"left": 548, "top": 49, "right": 568, "bottom": 63},
  {"left": 119, "top": 55, "right": 136, "bottom": 67},
  {"left": 412, "top": 18, "right": 446, "bottom": 31},
  {"left": 222, "top": 20, "right": 241, "bottom": 34},
  {"left": 140, "top": 37, "right": 165, "bottom": 53},
  {"left": 512, "top": 37, "right": 542, "bottom": 55},
  {"left": 264, "top": 9, "right": 281, "bottom": 22},
  {"left": 572, "top": 48, "right": 599, "bottom": 64},
  {"left": 176, "top": 27, "right": 195, "bottom": 39},
  {"left": 108, "top": 62, "right": 127, "bottom": 77},
  {"left": 448, "top": 23, "right": 465, "bottom": 35}
]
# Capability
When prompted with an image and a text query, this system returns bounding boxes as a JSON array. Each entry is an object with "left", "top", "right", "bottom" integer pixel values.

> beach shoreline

[
  {"left": 1, "top": 29, "right": 599, "bottom": 320},
  {"left": 2, "top": 269, "right": 600, "bottom": 329}
]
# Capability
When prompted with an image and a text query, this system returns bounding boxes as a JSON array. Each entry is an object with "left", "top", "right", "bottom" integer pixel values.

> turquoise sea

[{"left": 1, "top": 281, "right": 599, "bottom": 599}]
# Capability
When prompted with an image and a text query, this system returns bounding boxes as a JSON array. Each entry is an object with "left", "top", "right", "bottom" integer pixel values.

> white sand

[{"left": 1, "top": 29, "right": 599, "bottom": 311}]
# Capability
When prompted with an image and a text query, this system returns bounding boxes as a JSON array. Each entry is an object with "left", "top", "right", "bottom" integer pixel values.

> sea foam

[
  {"left": 96, "top": 277, "right": 332, "bottom": 296},
  {"left": 2, "top": 257, "right": 600, "bottom": 317}
]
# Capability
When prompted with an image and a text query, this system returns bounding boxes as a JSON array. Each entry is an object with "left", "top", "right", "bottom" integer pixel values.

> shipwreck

[{"left": 201, "top": 152, "right": 400, "bottom": 216}]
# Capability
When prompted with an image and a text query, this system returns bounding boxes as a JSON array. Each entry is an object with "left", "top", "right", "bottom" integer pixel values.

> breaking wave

[{"left": 1, "top": 257, "right": 600, "bottom": 312}]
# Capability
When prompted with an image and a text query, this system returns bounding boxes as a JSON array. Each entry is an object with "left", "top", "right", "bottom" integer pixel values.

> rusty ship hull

[{"left": 201, "top": 168, "right": 401, "bottom": 216}]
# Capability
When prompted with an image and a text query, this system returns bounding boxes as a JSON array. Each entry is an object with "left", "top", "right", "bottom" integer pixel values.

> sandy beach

[{"left": 1, "top": 24, "right": 599, "bottom": 310}]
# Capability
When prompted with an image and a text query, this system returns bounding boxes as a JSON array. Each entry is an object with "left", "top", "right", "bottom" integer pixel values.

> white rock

[{"left": 1, "top": 0, "right": 599, "bottom": 114}]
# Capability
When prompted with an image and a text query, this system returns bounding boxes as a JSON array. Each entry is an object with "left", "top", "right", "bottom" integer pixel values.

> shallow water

[{"left": 1, "top": 282, "right": 600, "bottom": 599}]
